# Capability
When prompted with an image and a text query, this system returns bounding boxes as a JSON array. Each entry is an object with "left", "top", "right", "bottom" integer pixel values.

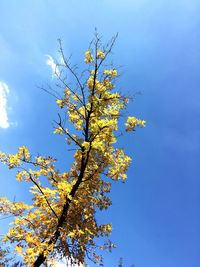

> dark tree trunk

[
  {"left": 33, "top": 167, "right": 85, "bottom": 266},
  {"left": 33, "top": 253, "right": 46, "bottom": 267}
]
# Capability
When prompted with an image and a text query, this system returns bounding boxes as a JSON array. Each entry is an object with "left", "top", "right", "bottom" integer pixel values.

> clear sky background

[{"left": 0, "top": 1, "right": 200, "bottom": 267}]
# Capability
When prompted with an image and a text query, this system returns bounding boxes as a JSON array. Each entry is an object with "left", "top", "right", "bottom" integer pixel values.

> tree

[
  {"left": 118, "top": 257, "right": 123, "bottom": 267},
  {"left": 0, "top": 241, "right": 23, "bottom": 266},
  {"left": 0, "top": 34, "right": 145, "bottom": 266},
  {"left": 118, "top": 257, "right": 135, "bottom": 267},
  {"left": 0, "top": 243, "right": 10, "bottom": 266}
]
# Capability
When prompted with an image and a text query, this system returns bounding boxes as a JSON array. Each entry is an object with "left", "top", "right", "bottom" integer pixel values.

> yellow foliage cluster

[
  {"left": 125, "top": 116, "right": 146, "bottom": 131},
  {"left": 84, "top": 50, "right": 93, "bottom": 64}
]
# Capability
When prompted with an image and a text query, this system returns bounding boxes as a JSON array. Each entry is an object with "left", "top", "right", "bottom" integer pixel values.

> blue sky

[{"left": 0, "top": 0, "right": 200, "bottom": 266}]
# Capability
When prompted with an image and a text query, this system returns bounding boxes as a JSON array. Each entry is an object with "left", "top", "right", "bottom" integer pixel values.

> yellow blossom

[
  {"left": 104, "top": 69, "right": 118, "bottom": 77},
  {"left": 97, "top": 49, "right": 105, "bottom": 59},
  {"left": 56, "top": 99, "right": 64, "bottom": 108},
  {"left": 125, "top": 116, "right": 146, "bottom": 131},
  {"left": 84, "top": 50, "right": 93, "bottom": 63},
  {"left": 53, "top": 127, "right": 63, "bottom": 135}
]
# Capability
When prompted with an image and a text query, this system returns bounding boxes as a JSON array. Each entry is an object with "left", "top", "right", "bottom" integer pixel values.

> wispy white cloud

[
  {"left": 0, "top": 81, "right": 10, "bottom": 129},
  {"left": 46, "top": 55, "right": 60, "bottom": 78}
]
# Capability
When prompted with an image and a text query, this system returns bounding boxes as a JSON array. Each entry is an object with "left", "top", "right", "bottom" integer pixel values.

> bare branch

[{"left": 57, "top": 39, "right": 86, "bottom": 107}]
